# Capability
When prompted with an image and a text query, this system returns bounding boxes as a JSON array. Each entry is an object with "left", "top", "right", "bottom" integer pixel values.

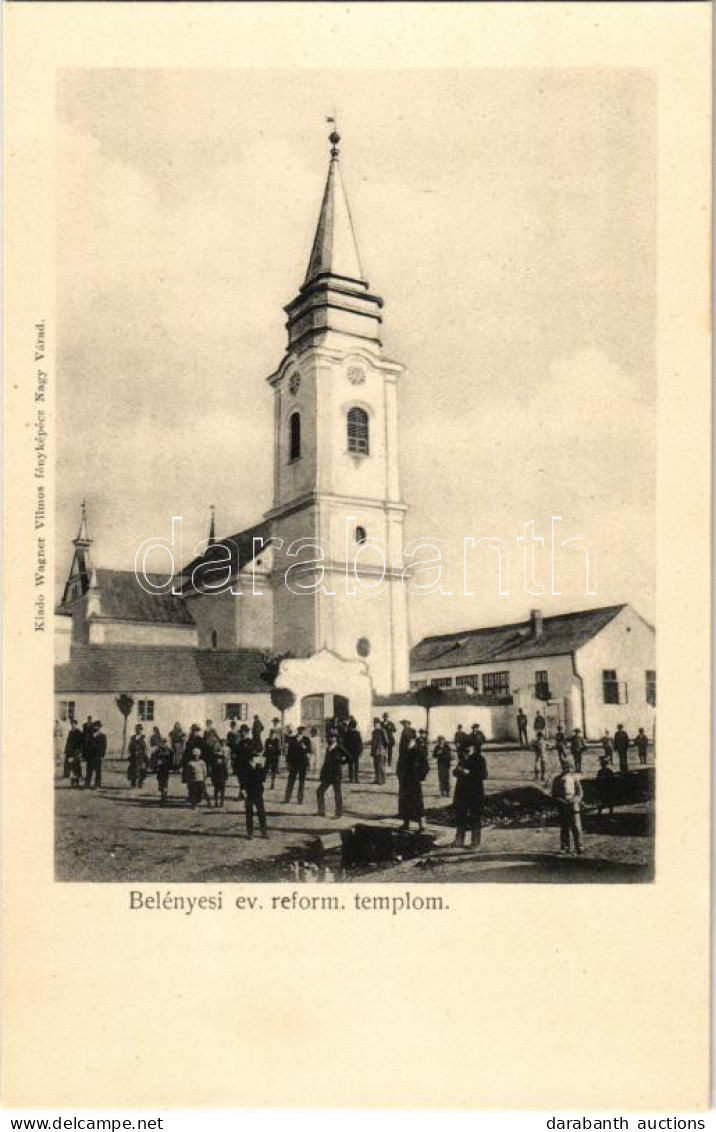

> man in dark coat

[
  {"left": 263, "top": 718, "right": 282, "bottom": 789},
  {"left": 469, "top": 722, "right": 486, "bottom": 753},
  {"left": 516, "top": 709, "right": 529, "bottom": 748},
  {"left": 233, "top": 725, "right": 255, "bottom": 801},
  {"left": 396, "top": 737, "right": 429, "bottom": 831},
  {"left": 316, "top": 731, "right": 346, "bottom": 818},
  {"left": 614, "top": 724, "right": 631, "bottom": 773},
  {"left": 251, "top": 714, "right": 265, "bottom": 751},
  {"left": 634, "top": 727, "right": 649, "bottom": 766},
  {"left": 127, "top": 724, "right": 148, "bottom": 789},
  {"left": 569, "top": 727, "right": 587, "bottom": 774},
  {"left": 370, "top": 718, "right": 387, "bottom": 785},
  {"left": 284, "top": 726, "right": 310, "bottom": 804},
  {"left": 169, "top": 721, "right": 186, "bottom": 770},
  {"left": 398, "top": 719, "right": 416, "bottom": 760},
  {"left": 63, "top": 720, "right": 83, "bottom": 779},
  {"left": 345, "top": 719, "right": 364, "bottom": 783},
  {"left": 452, "top": 744, "right": 488, "bottom": 848},
  {"left": 381, "top": 713, "right": 396, "bottom": 767},
  {"left": 85, "top": 721, "right": 107, "bottom": 789},
  {"left": 433, "top": 736, "right": 453, "bottom": 797},
  {"left": 243, "top": 748, "right": 268, "bottom": 839}
]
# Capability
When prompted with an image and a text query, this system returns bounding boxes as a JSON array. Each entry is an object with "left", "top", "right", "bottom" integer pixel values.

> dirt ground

[{"left": 55, "top": 745, "right": 655, "bottom": 884}]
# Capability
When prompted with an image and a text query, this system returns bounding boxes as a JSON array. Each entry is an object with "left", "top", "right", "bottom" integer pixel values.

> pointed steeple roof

[
  {"left": 207, "top": 504, "right": 216, "bottom": 548},
  {"left": 61, "top": 501, "right": 93, "bottom": 605},
  {"left": 74, "top": 500, "right": 91, "bottom": 547},
  {"left": 304, "top": 129, "right": 365, "bottom": 286}
]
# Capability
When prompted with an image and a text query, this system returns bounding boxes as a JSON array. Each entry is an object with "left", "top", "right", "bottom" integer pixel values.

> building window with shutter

[
  {"left": 602, "top": 670, "right": 627, "bottom": 705},
  {"left": 59, "top": 700, "right": 76, "bottom": 722},
  {"left": 646, "top": 670, "right": 656, "bottom": 706},
  {"left": 347, "top": 407, "right": 369, "bottom": 455},
  {"left": 221, "top": 703, "right": 248, "bottom": 721},
  {"left": 456, "top": 674, "right": 480, "bottom": 689},
  {"left": 535, "top": 670, "right": 550, "bottom": 700},
  {"left": 138, "top": 700, "right": 155, "bottom": 721},
  {"left": 289, "top": 412, "right": 301, "bottom": 461},
  {"left": 482, "top": 671, "right": 510, "bottom": 696}
]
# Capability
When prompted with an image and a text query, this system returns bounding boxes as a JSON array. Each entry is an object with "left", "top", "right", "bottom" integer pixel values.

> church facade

[{"left": 55, "top": 129, "right": 411, "bottom": 747}]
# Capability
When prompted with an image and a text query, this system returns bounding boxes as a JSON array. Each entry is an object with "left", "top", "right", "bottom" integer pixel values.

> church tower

[{"left": 265, "top": 128, "right": 409, "bottom": 695}]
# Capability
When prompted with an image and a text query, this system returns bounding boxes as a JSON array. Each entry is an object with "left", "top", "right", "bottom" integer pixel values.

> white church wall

[
  {"left": 55, "top": 615, "right": 73, "bottom": 664},
  {"left": 87, "top": 620, "right": 199, "bottom": 648},
  {"left": 184, "top": 589, "right": 240, "bottom": 649}
]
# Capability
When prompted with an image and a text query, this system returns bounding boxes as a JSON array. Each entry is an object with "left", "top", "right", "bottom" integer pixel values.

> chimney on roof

[{"left": 530, "top": 608, "right": 543, "bottom": 638}]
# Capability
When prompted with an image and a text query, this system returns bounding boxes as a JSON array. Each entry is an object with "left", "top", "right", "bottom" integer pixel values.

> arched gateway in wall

[{"left": 274, "top": 650, "right": 373, "bottom": 736}]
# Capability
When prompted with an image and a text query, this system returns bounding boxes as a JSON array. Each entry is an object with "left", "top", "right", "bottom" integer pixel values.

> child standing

[
  {"left": 185, "top": 748, "right": 212, "bottom": 810},
  {"left": 69, "top": 748, "right": 83, "bottom": 788}
]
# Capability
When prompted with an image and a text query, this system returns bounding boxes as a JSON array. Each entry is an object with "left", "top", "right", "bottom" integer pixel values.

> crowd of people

[{"left": 56, "top": 707, "right": 652, "bottom": 854}]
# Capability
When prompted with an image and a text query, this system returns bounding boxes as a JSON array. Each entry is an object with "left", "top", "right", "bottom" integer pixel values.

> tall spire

[
  {"left": 62, "top": 500, "right": 93, "bottom": 604},
  {"left": 304, "top": 126, "right": 365, "bottom": 287},
  {"left": 75, "top": 500, "right": 90, "bottom": 547}
]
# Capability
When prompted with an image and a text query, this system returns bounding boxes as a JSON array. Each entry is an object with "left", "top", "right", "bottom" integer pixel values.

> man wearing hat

[
  {"left": 614, "top": 724, "right": 631, "bottom": 773},
  {"left": 127, "top": 723, "right": 148, "bottom": 789},
  {"left": 284, "top": 726, "right": 310, "bottom": 804},
  {"left": 85, "top": 720, "right": 107, "bottom": 789},
  {"left": 370, "top": 717, "right": 387, "bottom": 785},
  {"left": 381, "top": 712, "right": 396, "bottom": 767},
  {"left": 398, "top": 719, "right": 416, "bottom": 761},
  {"left": 263, "top": 717, "right": 282, "bottom": 789},
  {"left": 569, "top": 727, "right": 587, "bottom": 774},
  {"left": 551, "top": 758, "right": 583, "bottom": 855},
  {"left": 596, "top": 754, "right": 616, "bottom": 818}
]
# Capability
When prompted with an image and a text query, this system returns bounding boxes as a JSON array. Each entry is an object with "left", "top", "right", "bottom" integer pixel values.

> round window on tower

[
  {"left": 355, "top": 525, "right": 367, "bottom": 544},
  {"left": 357, "top": 637, "right": 371, "bottom": 658}
]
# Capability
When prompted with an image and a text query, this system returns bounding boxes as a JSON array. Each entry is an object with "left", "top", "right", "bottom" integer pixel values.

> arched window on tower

[
  {"left": 347, "top": 407, "right": 369, "bottom": 455},
  {"left": 211, "top": 630, "right": 218, "bottom": 649},
  {"left": 289, "top": 411, "right": 301, "bottom": 461}
]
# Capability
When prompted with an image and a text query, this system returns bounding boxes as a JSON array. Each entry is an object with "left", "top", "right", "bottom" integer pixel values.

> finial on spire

[
  {"left": 326, "top": 115, "right": 340, "bottom": 159},
  {"left": 74, "top": 499, "right": 91, "bottom": 546}
]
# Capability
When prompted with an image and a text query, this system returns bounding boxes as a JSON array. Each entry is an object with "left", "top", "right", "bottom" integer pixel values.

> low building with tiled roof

[{"left": 410, "top": 604, "right": 655, "bottom": 740}]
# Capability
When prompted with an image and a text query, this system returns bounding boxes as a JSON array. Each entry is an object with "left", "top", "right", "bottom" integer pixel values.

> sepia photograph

[
  {"left": 4, "top": 0, "right": 711, "bottom": 1112},
  {"left": 53, "top": 67, "right": 657, "bottom": 885}
]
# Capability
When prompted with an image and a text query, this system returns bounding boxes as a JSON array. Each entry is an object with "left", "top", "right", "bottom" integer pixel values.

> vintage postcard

[{"left": 3, "top": 0, "right": 711, "bottom": 1111}]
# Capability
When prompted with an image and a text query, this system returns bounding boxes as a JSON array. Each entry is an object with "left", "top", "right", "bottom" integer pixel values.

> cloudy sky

[{"left": 56, "top": 67, "right": 656, "bottom": 642}]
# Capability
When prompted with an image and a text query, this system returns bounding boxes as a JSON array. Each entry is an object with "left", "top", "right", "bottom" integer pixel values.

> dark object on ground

[{"left": 340, "top": 823, "right": 435, "bottom": 866}]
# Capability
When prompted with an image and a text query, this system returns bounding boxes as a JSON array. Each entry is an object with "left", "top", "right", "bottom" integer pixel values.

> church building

[
  {"left": 55, "top": 128, "right": 656, "bottom": 751},
  {"left": 55, "top": 128, "right": 411, "bottom": 747}
]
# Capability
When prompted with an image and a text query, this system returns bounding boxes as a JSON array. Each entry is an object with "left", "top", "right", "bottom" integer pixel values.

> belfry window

[
  {"left": 289, "top": 412, "right": 301, "bottom": 461},
  {"left": 347, "top": 407, "right": 369, "bottom": 455}
]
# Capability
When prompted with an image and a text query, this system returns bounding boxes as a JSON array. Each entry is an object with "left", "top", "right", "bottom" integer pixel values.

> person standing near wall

[
  {"left": 569, "top": 727, "right": 587, "bottom": 774},
  {"left": 63, "top": 719, "right": 83, "bottom": 780},
  {"left": 316, "top": 730, "right": 346, "bottom": 818},
  {"left": 635, "top": 727, "right": 649, "bottom": 766},
  {"left": 433, "top": 736, "right": 453, "bottom": 798},
  {"left": 452, "top": 741, "right": 488, "bottom": 848},
  {"left": 551, "top": 758, "right": 583, "bottom": 856},
  {"left": 614, "top": 724, "right": 631, "bottom": 773},
  {"left": 516, "top": 709, "right": 529, "bottom": 749},
  {"left": 381, "top": 713, "right": 396, "bottom": 767},
  {"left": 371, "top": 717, "right": 387, "bottom": 785}
]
